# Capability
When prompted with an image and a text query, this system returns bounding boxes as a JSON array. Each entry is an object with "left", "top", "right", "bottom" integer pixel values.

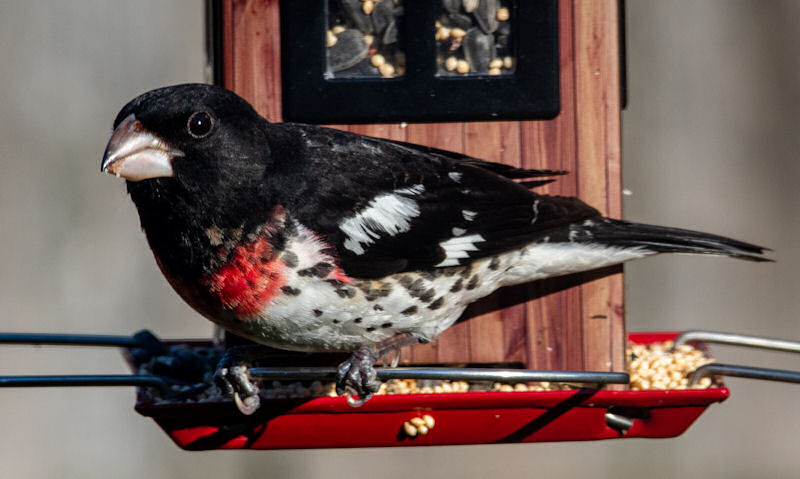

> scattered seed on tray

[
  {"left": 627, "top": 340, "right": 716, "bottom": 390},
  {"left": 135, "top": 340, "right": 718, "bottom": 406}
]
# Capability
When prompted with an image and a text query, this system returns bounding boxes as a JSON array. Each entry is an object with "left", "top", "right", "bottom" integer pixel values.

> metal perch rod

[
  {"left": 250, "top": 367, "right": 630, "bottom": 385},
  {"left": 689, "top": 364, "right": 800, "bottom": 385},
  {"left": 0, "top": 332, "right": 138, "bottom": 347},
  {"left": 0, "top": 374, "right": 171, "bottom": 394},
  {"left": 673, "top": 330, "right": 800, "bottom": 354}
]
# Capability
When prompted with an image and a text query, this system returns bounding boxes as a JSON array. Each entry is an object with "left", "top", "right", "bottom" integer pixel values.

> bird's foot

[
  {"left": 214, "top": 347, "right": 262, "bottom": 415},
  {"left": 336, "top": 346, "right": 381, "bottom": 407},
  {"left": 336, "top": 333, "right": 420, "bottom": 407}
]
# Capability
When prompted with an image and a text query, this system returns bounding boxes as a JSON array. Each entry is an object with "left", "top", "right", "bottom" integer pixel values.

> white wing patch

[
  {"left": 448, "top": 171, "right": 463, "bottom": 183},
  {"left": 568, "top": 227, "right": 579, "bottom": 241},
  {"left": 434, "top": 233, "right": 485, "bottom": 267},
  {"left": 395, "top": 184, "right": 426, "bottom": 196},
  {"left": 340, "top": 185, "right": 425, "bottom": 255},
  {"left": 462, "top": 210, "right": 478, "bottom": 221}
]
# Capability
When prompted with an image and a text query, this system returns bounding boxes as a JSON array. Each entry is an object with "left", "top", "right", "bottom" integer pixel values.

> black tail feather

[
  {"left": 467, "top": 164, "right": 567, "bottom": 180},
  {"left": 517, "top": 178, "right": 559, "bottom": 189},
  {"left": 590, "top": 219, "right": 772, "bottom": 262}
]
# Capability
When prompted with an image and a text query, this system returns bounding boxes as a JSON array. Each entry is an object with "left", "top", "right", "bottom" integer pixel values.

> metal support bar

[
  {"left": 605, "top": 412, "right": 634, "bottom": 432},
  {"left": 250, "top": 367, "right": 630, "bottom": 385},
  {"left": 689, "top": 364, "right": 800, "bottom": 386},
  {"left": 0, "top": 332, "right": 138, "bottom": 347},
  {"left": 0, "top": 330, "right": 167, "bottom": 357},
  {"left": 0, "top": 374, "right": 171, "bottom": 394},
  {"left": 673, "top": 330, "right": 800, "bottom": 354}
]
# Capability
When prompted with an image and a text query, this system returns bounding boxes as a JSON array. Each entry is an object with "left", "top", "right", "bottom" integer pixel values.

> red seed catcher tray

[{"left": 133, "top": 332, "right": 729, "bottom": 450}]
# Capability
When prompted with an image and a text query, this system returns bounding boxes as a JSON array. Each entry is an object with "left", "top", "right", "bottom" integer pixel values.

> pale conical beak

[{"left": 101, "top": 114, "right": 183, "bottom": 181}]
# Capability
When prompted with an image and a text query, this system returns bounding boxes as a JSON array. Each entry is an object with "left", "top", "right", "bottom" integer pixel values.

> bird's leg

[
  {"left": 336, "top": 333, "right": 419, "bottom": 407},
  {"left": 214, "top": 345, "right": 267, "bottom": 415}
]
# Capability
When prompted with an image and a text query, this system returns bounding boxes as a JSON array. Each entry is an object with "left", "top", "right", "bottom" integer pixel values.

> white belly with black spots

[{"left": 238, "top": 229, "right": 652, "bottom": 352}]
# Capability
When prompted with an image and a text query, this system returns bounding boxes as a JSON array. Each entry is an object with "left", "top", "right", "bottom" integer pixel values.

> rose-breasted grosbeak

[{"left": 102, "top": 84, "right": 769, "bottom": 412}]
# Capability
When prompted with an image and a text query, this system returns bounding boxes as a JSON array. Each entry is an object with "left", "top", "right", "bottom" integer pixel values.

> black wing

[{"left": 272, "top": 124, "right": 600, "bottom": 278}]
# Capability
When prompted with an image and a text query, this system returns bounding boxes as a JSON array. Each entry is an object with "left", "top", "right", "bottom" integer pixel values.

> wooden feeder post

[{"left": 215, "top": 0, "right": 625, "bottom": 374}]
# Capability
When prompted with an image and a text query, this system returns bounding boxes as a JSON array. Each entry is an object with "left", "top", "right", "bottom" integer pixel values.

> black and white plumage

[{"left": 101, "top": 84, "right": 769, "bottom": 411}]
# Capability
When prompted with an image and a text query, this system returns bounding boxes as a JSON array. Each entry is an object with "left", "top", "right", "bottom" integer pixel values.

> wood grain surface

[{"left": 220, "top": 0, "right": 624, "bottom": 372}]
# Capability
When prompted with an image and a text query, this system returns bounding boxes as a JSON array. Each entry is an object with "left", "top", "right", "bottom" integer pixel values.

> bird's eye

[{"left": 187, "top": 111, "right": 214, "bottom": 138}]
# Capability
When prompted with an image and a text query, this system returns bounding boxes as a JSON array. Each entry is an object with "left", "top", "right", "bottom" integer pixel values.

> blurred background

[{"left": 0, "top": 1, "right": 798, "bottom": 477}]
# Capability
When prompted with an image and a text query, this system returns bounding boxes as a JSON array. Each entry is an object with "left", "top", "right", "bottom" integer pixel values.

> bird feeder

[
  {"left": 210, "top": 0, "right": 627, "bottom": 378},
  {"left": 0, "top": 0, "right": 795, "bottom": 452}
]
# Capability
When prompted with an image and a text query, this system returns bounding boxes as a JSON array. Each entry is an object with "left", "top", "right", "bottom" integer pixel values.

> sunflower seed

[
  {"left": 372, "top": 0, "right": 395, "bottom": 35},
  {"left": 463, "top": 0, "right": 479, "bottom": 13},
  {"left": 327, "top": 28, "right": 368, "bottom": 72},
  {"left": 442, "top": 0, "right": 460, "bottom": 14},
  {"left": 448, "top": 13, "right": 473, "bottom": 30},
  {"left": 474, "top": 0, "right": 499, "bottom": 34},
  {"left": 339, "top": 0, "right": 374, "bottom": 34},
  {"left": 383, "top": 19, "right": 399, "bottom": 45},
  {"left": 463, "top": 28, "right": 494, "bottom": 72}
]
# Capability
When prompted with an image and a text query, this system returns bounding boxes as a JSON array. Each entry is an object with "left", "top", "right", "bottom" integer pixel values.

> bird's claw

[
  {"left": 336, "top": 346, "right": 381, "bottom": 407},
  {"left": 214, "top": 362, "right": 261, "bottom": 415}
]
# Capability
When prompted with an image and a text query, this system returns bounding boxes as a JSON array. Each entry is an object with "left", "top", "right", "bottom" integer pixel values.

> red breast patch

[{"left": 204, "top": 237, "right": 285, "bottom": 318}]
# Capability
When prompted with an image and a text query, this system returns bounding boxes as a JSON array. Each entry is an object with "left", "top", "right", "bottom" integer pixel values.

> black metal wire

[
  {"left": 0, "top": 374, "right": 171, "bottom": 394},
  {"left": 0, "top": 333, "right": 137, "bottom": 347}
]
